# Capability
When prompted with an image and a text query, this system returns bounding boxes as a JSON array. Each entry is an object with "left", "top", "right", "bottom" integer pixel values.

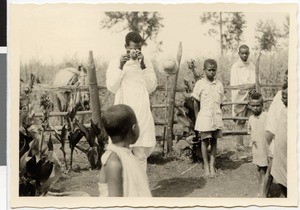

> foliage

[
  {"left": 200, "top": 12, "right": 246, "bottom": 52},
  {"left": 19, "top": 75, "right": 62, "bottom": 196},
  {"left": 255, "top": 16, "right": 289, "bottom": 52},
  {"left": 282, "top": 16, "right": 290, "bottom": 38},
  {"left": 101, "top": 12, "right": 164, "bottom": 45},
  {"left": 40, "top": 93, "right": 54, "bottom": 130},
  {"left": 255, "top": 20, "right": 281, "bottom": 51}
]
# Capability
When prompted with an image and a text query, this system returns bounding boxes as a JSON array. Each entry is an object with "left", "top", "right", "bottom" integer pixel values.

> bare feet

[
  {"left": 204, "top": 165, "right": 210, "bottom": 177},
  {"left": 209, "top": 165, "right": 217, "bottom": 178}
]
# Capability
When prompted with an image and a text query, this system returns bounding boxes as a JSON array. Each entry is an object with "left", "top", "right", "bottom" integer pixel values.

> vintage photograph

[{"left": 10, "top": 2, "right": 297, "bottom": 208}]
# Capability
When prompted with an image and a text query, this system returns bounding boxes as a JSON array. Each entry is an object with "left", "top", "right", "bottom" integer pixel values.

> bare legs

[
  {"left": 260, "top": 158, "right": 273, "bottom": 197},
  {"left": 201, "top": 139, "right": 210, "bottom": 176},
  {"left": 201, "top": 138, "right": 217, "bottom": 177},
  {"left": 236, "top": 122, "right": 245, "bottom": 149}
]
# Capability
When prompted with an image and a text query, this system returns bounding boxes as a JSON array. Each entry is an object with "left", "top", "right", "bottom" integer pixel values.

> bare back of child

[{"left": 98, "top": 104, "right": 152, "bottom": 197}]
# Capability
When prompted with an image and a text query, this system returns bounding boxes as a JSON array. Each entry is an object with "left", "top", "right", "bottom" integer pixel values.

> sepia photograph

[{"left": 9, "top": 2, "right": 298, "bottom": 208}]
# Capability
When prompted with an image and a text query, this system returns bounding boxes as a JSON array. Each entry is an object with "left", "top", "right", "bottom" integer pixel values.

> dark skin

[
  {"left": 101, "top": 123, "right": 139, "bottom": 197},
  {"left": 237, "top": 47, "right": 253, "bottom": 95},
  {"left": 249, "top": 99, "right": 263, "bottom": 148},
  {"left": 193, "top": 63, "right": 220, "bottom": 177},
  {"left": 119, "top": 41, "right": 146, "bottom": 70},
  {"left": 281, "top": 88, "right": 287, "bottom": 107},
  {"left": 238, "top": 47, "right": 250, "bottom": 62}
]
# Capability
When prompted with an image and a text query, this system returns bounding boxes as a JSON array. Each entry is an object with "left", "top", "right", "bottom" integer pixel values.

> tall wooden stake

[
  {"left": 255, "top": 50, "right": 262, "bottom": 93},
  {"left": 87, "top": 51, "right": 103, "bottom": 131},
  {"left": 162, "top": 76, "right": 169, "bottom": 156},
  {"left": 166, "top": 42, "right": 183, "bottom": 152}
]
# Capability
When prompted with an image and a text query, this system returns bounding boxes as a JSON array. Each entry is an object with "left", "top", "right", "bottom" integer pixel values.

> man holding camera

[{"left": 106, "top": 31, "right": 157, "bottom": 171}]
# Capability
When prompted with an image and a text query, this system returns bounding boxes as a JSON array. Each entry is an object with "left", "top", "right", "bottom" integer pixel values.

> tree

[
  {"left": 200, "top": 12, "right": 246, "bottom": 54},
  {"left": 255, "top": 19, "right": 282, "bottom": 51},
  {"left": 282, "top": 15, "right": 290, "bottom": 38},
  {"left": 101, "top": 12, "right": 164, "bottom": 45}
]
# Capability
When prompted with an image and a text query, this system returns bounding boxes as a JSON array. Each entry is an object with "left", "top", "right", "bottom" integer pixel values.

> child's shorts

[{"left": 200, "top": 129, "right": 222, "bottom": 140}]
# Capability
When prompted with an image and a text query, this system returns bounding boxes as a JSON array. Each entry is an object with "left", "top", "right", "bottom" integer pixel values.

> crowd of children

[{"left": 98, "top": 31, "right": 288, "bottom": 198}]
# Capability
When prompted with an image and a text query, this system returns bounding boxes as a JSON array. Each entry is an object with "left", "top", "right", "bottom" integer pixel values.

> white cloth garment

[
  {"left": 132, "top": 146, "right": 154, "bottom": 171},
  {"left": 271, "top": 108, "right": 287, "bottom": 187},
  {"left": 230, "top": 59, "right": 256, "bottom": 116},
  {"left": 265, "top": 91, "right": 285, "bottom": 157},
  {"left": 192, "top": 77, "right": 226, "bottom": 132},
  {"left": 106, "top": 57, "right": 157, "bottom": 148},
  {"left": 248, "top": 112, "right": 268, "bottom": 167},
  {"left": 99, "top": 144, "right": 152, "bottom": 197}
]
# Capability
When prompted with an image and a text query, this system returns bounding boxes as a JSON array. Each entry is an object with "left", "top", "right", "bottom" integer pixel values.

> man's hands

[
  {"left": 119, "top": 50, "right": 146, "bottom": 70},
  {"left": 119, "top": 54, "right": 130, "bottom": 70},
  {"left": 138, "top": 53, "right": 146, "bottom": 70}
]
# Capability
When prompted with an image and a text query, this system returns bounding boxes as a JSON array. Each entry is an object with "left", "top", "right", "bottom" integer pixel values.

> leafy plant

[
  {"left": 19, "top": 74, "right": 62, "bottom": 196},
  {"left": 174, "top": 60, "right": 204, "bottom": 162},
  {"left": 53, "top": 125, "right": 68, "bottom": 169},
  {"left": 75, "top": 119, "right": 106, "bottom": 170}
]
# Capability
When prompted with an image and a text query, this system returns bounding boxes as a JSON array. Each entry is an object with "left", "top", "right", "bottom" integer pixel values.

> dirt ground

[{"left": 50, "top": 137, "right": 282, "bottom": 198}]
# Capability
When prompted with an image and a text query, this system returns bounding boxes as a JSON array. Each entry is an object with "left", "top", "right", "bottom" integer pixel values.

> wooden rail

[
  {"left": 20, "top": 83, "right": 282, "bottom": 93},
  {"left": 22, "top": 81, "right": 280, "bottom": 139}
]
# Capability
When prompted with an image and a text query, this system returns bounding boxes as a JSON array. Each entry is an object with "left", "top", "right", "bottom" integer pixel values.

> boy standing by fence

[
  {"left": 192, "top": 59, "right": 225, "bottom": 177},
  {"left": 247, "top": 92, "right": 268, "bottom": 195},
  {"left": 106, "top": 31, "right": 157, "bottom": 171},
  {"left": 230, "top": 45, "right": 256, "bottom": 150}
]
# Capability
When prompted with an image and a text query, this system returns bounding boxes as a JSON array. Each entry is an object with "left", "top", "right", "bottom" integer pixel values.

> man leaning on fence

[{"left": 230, "top": 45, "right": 256, "bottom": 150}]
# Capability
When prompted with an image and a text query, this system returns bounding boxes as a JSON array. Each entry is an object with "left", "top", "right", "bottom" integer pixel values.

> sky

[{"left": 13, "top": 4, "right": 288, "bottom": 64}]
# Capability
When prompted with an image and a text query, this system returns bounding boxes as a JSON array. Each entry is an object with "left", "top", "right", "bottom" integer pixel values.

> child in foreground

[
  {"left": 98, "top": 104, "right": 152, "bottom": 197},
  {"left": 247, "top": 92, "right": 268, "bottom": 195},
  {"left": 192, "top": 59, "right": 225, "bottom": 177}
]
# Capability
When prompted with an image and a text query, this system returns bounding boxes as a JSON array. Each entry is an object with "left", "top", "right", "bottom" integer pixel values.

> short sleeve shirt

[{"left": 192, "top": 78, "right": 225, "bottom": 132}]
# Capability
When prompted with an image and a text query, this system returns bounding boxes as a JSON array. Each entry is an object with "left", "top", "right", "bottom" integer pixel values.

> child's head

[
  {"left": 282, "top": 83, "right": 288, "bottom": 107},
  {"left": 249, "top": 92, "right": 263, "bottom": 116},
  {"left": 283, "top": 69, "right": 288, "bottom": 87},
  {"left": 125, "top": 31, "right": 143, "bottom": 51},
  {"left": 203, "top": 59, "right": 217, "bottom": 81},
  {"left": 102, "top": 104, "right": 139, "bottom": 145},
  {"left": 238, "top": 45, "right": 250, "bottom": 62}
]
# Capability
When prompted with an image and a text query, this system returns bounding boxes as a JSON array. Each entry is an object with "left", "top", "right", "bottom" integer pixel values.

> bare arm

[
  {"left": 193, "top": 97, "right": 200, "bottom": 120},
  {"left": 265, "top": 131, "right": 274, "bottom": 145},
  {"left": 105, "top": 152, "right": 123, "bottom": 197}
]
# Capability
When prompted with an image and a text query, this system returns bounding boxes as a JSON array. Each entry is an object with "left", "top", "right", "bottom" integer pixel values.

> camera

[{"left": 127, "top": 49, "right": 141, "bottom": 60}]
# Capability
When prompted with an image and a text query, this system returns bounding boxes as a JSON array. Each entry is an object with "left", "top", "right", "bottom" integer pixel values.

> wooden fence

[
  {"left": 21, "top": 82, "right": 281, "bottom": 135},
  {"left": 20, "top": 49, "right": 282, "bottom": 152}
]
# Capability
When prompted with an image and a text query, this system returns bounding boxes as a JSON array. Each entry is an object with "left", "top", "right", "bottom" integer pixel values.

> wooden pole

[
  {"left": 166, "top": 42, "right": 183, "bottom": 152},
  {"left": 87, "top": 51, "right": 103, "bottom": 131},
  {"left": 255, "top": 50, "right": 262, "bottom": 93},
  {"left": 162, "top": 76, "right": 169, "bottom": 156}
]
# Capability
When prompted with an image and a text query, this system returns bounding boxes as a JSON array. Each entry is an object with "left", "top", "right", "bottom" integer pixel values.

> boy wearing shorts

[{"left": 192, "top": 59, "right": 225, "bottom": 177}]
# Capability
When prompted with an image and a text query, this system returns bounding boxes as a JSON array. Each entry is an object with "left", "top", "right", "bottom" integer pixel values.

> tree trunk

[
  {"left": 219, "top": 12, "right": 224, "bottom": 56},
  {"left": 166, "top": 42, "right": 182, "bottom": 152}
]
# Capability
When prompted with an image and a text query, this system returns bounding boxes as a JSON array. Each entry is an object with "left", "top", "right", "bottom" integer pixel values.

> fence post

[
  {"left": 166, "top": 42, "right": 182, "bottom": 152},
  {"left": 87, "top": 51, "right": 103, "bottom": 131},
  {"left": 255, "top": 50, "right": 262, "bottom": 93}
]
